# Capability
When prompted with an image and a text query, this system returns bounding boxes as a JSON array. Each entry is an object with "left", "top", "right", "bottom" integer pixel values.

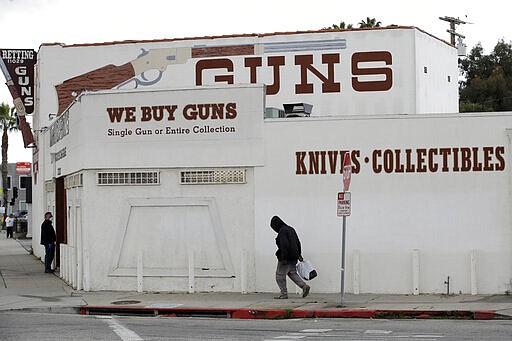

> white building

[{"left": 31, "top": 27, "right": 512, "bottom": 294}]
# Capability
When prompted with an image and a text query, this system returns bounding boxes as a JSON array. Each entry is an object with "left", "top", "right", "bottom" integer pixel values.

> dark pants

[
  {"left": 44, "top": 243, "right": 55, "bottom": 272},
  {"left": 6, "top": 226, "right": 13, "bottom": 238},
  {"left": 276, "top": 260, "right": 306, "bottom": 294}
]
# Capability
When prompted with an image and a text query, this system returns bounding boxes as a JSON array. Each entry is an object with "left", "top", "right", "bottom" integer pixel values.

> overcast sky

[{"left": 1, "top": 0, "right": 509, "bottom": 162}]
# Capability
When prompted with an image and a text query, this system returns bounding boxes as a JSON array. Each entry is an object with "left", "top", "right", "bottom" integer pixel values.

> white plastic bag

[{"left": 297, "top": 260, "right": 317, "bottom": 281}]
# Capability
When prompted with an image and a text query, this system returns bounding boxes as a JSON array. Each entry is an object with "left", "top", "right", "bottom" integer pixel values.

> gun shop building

[{"left": 30, "top": 27, "right": 512, "bottom": 295}]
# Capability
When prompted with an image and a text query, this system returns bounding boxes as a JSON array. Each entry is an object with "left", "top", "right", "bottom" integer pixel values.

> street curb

[
  {"left": 79, "top": 306, "right": 506, "bottom": 320},
  {"left": 0, "top": 307, "right": 82, "bottom": 315}
]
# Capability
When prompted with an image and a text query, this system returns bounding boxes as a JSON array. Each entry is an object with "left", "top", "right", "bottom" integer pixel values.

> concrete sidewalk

[{"left": 1, "top": 231, "right": 512, "bottom": 319}]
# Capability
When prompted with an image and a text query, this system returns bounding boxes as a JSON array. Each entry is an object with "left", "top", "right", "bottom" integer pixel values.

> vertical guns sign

[
  {"left": 0, "top": 49, "right": 37, "bottom": 147},
  {"left": 0, "top": 49, "right": 36, "bottom": 114}
]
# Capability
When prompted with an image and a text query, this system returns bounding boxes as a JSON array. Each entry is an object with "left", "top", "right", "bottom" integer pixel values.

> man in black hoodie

[
  {"left": 40, "top": 212, "right": 56, "bottom": 273},
  {"left": 270, "top": 216, "right": 310, "bottom": 299}
]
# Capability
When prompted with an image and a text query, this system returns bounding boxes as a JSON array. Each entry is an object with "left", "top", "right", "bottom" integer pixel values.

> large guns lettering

[
  {"left": 0, "top": 57, "right": 35, "bottom": 148},
  {"left": 54, "top": 44, "right": 258, "bottom": 115}
]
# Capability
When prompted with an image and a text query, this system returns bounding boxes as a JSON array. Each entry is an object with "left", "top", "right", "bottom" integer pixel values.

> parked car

[{"left": 13, "top": 211, "right": 28, "bottom": 220}]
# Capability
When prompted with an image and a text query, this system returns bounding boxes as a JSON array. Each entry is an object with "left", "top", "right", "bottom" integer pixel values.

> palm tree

[
  {"left": 323, "top": 21, "right": 353, "bottom": 31},
  {"left": 0, "top": 102, "right": 18, "bottom": 224},
  {"left": 358, "top": 17, "right": 382, "bottom": 28},
  {"left": 332, "top": 21, "right": 353, "bottom": 30}
]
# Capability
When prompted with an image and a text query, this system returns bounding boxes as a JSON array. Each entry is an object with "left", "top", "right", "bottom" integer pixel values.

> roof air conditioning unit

[
  {"left": 283, "top": 103, "right": 313, "bottom": 118},
  {"left": 265, "top": 107, "right": 285, "bottom": 118}
]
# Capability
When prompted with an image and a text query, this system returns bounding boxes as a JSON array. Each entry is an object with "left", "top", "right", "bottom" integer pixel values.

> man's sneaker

[
  {"left": 274, "top": 294, "right": 288, "bottom": 299},
  {"left": 302, "top": 285, "right": 310, "bottom": 298}
]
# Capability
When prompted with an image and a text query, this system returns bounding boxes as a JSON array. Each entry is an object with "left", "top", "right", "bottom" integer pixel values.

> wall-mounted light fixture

[{"left": 48, "top": 113, "right": 56, "bottom": 120}]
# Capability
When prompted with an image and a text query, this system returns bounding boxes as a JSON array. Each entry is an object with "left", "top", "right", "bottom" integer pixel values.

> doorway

[{"left": 55, "top": 177, "right": 67, "bottom": 266}]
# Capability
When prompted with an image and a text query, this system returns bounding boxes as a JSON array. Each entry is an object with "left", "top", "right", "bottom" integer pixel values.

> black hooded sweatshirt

[
  {"left": 270, "top": 216, "right": 302, "bottom": 262},
  {"left": 40, "top": 219, "right": 56, "bottom": 245}
]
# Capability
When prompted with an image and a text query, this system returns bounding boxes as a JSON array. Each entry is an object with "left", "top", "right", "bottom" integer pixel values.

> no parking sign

[{"left": 337, "top": 192, "right": 351, "bottom": 216}]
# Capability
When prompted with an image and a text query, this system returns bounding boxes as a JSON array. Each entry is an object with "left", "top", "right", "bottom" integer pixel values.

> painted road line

[{"left": 98, "top": 316, "right": 143, "bottom": 341}]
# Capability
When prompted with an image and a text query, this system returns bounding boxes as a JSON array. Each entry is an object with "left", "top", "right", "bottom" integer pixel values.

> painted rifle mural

[
  {"left": 55, "top": 46, "right": 247, "bottom": 115},
  {"left": 54, "top": 39, "right": 348, "bottom": 115}
]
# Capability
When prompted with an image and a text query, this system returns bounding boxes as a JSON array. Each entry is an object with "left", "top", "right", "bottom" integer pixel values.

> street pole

[
  {"left": 340, "top": 152, "right": 352, "bottom": 306},
  {"left": 340, "top": 214, "right": 346, "bottom": 305}
]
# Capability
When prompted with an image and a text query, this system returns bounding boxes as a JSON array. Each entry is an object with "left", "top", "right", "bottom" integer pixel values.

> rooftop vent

[{"left": 283, "top": 103, "right": 312, "bottom": 117}]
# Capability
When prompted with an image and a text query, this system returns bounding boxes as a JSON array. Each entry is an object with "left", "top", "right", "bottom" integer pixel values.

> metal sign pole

[
  {"left": 341, "top": 214, "right": 347, "bottom": 305},
  {"left": 340, "top": 152, "right": 351, "bottom": 306}
]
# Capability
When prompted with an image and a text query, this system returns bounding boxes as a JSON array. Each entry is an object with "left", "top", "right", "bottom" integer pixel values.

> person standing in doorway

[
  {"left": 40, "top": 212, "right": 56, "bottom": 273},
  {"left": 5, "top": 214, "right": 15, "bottom": 238},
  {"left": 270, "top": 215, "right": 310, "bottom": 299}
]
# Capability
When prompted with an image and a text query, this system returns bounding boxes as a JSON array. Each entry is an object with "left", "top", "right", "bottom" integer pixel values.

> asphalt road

[{"left": 0, "top": 312, "right": 511, "bottom": 340}]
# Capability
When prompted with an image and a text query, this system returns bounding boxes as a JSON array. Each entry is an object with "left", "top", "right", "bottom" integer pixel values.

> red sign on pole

[
  {"left": 15, "top": 162, "right": 31, "bottom": 174},
  {"left": 342, "top": 153, "right": 352, "bottom": 192}
]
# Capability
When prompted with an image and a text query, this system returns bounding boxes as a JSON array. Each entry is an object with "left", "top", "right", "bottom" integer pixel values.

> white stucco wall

[
  {"left": 414, "top": 29, "right": 459, "bottom": 114},
  {"left": 255, "top": 113, "right": 512, "bottom": 294},
  {"left": 35, "top": 94, "right": 512, "bottom": 294},
  {"left": 36, "top": 85, "right": 263, "bottom": 292},
  {"left": 77, "top": 168, "right": 256, "bottom": 292}
]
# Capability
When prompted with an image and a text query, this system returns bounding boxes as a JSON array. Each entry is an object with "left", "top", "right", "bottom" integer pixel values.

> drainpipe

[{"left": 506, "top": 129, "right": 512, "bottom": 294}]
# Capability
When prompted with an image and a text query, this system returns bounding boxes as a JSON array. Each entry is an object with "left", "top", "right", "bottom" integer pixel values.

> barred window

[
  {"left": 65, "top": 172, "right": 83, "bottom": 189},
  {"left": 180, "top": 169, "right": 246, "bottom": 184},
  {"left": 97, "top": 171, "right": 160, "bottom": 185},
  {"left": 44, "top": 180, "right": 55, "bottom": 192}
]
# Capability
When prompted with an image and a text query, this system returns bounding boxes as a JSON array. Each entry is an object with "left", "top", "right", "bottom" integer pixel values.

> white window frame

[{"left": 18, "top": 175, "right": 29, "bottom": 190}]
